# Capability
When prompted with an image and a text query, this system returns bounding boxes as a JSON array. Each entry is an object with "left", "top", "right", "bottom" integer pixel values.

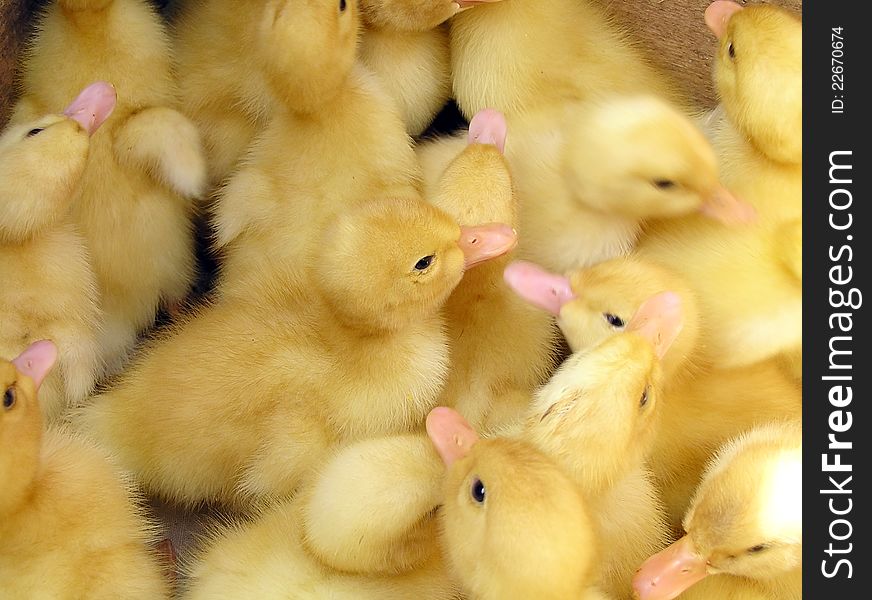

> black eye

[
  {"left": 26, "top": 128, "right": 44, "bottom": 138},
  {"left": 747, "top": 544, "right": 769, "bottom": 554},
  {"left": 653, "top": 179, "right": 676, "bottom": 190},
  {"left": 470, "top": 478, "right": 485, "bottom": 504},
  {"left": 414, "top": 255, "right": 434, "bottom": 271},
  {"left": 604, "top": 313, "right": 625, "bottom": 328},
  {"left": 3, "top": 387, "right": 15, "bottom": 410},
  {"left": 728, "top": 42, "right": 736, "bottom": 59},
  {"left": 639, "top": 387, "right": 650, "bottom": 408},
  {"left": 339, "top": 0, "right": 346, "bottom": 11}
]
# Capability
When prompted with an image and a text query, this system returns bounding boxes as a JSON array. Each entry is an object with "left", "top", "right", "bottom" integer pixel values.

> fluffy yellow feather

[{"left": 0, "top": 341, "right": 168, "bottom": 598}]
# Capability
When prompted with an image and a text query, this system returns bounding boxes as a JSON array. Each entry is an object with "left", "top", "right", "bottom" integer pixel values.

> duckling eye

[
  {"left": 639, "top": 386, "right": 650, "bottom": 409},
  {"left": 3, "top": 387, "right": 15, "bottom": 410},
  {"left": 653, "top": 179, "right": 676, "bottom": 190},
  {"left": 728, "top": 42, "right": 736, "bottom": 59},
  {"left": 339, "top": 0, "right": 347, "bottom": 11},
  {"left": 26, "top": 128, "right": 44, "bottom": 138},
  {"left": 413, "top": 255, "right": 435, "bottom": 272},
  {"left": 604, "top": 313, "right": 625, "bottom": 328},
  {"left": 747, "top": 544, "right": 769, "bottom": 554},
  {"left": 470, "top": 478, "right": 486, "bottom": 504}
]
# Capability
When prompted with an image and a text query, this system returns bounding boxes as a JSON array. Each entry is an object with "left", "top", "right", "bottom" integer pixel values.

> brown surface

[{"left": 0, "top": 1, "right": 803, "bottom": 126}]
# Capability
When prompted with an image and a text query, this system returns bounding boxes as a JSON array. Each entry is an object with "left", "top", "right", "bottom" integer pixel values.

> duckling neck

[
  {"left": 0, "top": 446, "right": 41, "bottom": 522},
  {"left": 757, "top": 566, "right": 802, "bottom": 600}
]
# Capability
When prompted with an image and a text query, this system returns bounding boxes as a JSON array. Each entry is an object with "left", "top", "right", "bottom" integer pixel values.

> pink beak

[
  {"left": 633, "top": 535, "right": 710, "bottom": 600},
  {"left": 503, "top": 260, "right": 576, "bottom": 316},
  {"left": 458, "top": 224, "right": 517, "bottom": 269},
  {"left": 63, "top": 81, "right": 117, "bottom": 136}
]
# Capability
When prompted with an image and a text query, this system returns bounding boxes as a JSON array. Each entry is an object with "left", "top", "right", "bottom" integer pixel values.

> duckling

[
  {"left": 448, "top": 0, "right": 681, "bottom": 119},
  {"left": 76, "top": 197, "right": 515, "bottom": 509},
  {"left": 704, "top": 0, "right": 802, "bottom": 222},
  {"left": 648, "top": 358, "right": 801, "bottom": 531},
  {"left": 633, "top": 421, "right": 802, "bottom": 600},
  {"left": 14, "top": 0, "right": 205, "bottom": 374},
  {"left": 425, "top": 109, "right": 558, "bottom": 431},
  {"left": 426, "top": 406, "right": 610, "bottom": 600},
  {"left": 520, "top": 292, "right": 684, "bottom": 599},
  {"left": 511, "top": 99, "right": 753, "bottom": 274},
  {"left": 417, "top": 97, "right": 752, "bottom": 275},
  {"left": 0, "top": 82, "right": 114, "bottom": 422},
  {"left": 504, "top": 255, "right": 701, "bottom": 384},
  {"left": 172, "top": 0, "right": 359, "bottom": 188},
  {"left": 356, "top": 0, "right": 461, "bottom": 136},
  {"left": 0, "top": 341, "right": 168, "bottom": 598},
  {"left": 182, "top": 496, "right": 458, "bottom": 600}
]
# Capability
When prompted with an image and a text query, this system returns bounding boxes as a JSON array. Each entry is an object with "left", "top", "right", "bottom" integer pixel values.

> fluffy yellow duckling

[
  {"left": 427, "top": 406, "right": 611, "bottom": 600},
  {"left": 77, "top": 198, "right": 515, "bottom": 509},
  {"left": 181, "top": 497, "right": 457, "bottom": 600},
  {"left": 172, "top": 0, "right": 359, "bottom": 188},
  {"left": 505, "top": 255, "right": 701, "bottom": 383},
  {"left": 425, "top": 109, "right": 558, "bottom": 431},
  {"left": 0, "top": 341, "right": 168, "bottom": 598},
  {"left": 14, "top": 0, "right": 205, "bottom": 375},
  {"left": 448, "top": 0, "right": 680, "bottom": 119},
  {"left": 0, "top": 83, "right": 114, "bottom": 422},
  {"left": 418, "top": 98, "right": 752, "bottom": 275},
  {"left": 356, "top": 0, "right": 482, "bottom": 136},
  {"left": 519, "top": 292, "right": 684, "bottom": 599},
  {"left": 704, "top": 0, "right": 802, "bottom": 222},
  {"left": 649, "top": 358, "right": 801, "bottom": 531},
  {"left": 634, "top": 421, "right": 802, "bottom": 600}
]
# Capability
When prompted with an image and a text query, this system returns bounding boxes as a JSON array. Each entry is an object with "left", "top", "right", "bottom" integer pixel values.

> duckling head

[
  {"left": 562, "top": 96, "right": 754, "bottom": 224},
  {"left": 633, "top": 421, "right": 802, "bottom": 600},
  {"left": 706, "top": 1, "right": 802, "bottom": 165},
  {"left": 313, "top": 197, "right": 516, "bottom": 332},
  {"left": 522, "top": 292, "right": 682, "bottom": 494},
  {"left": 430, "top": 109, "right": 516, "bottom": 229},
  {"left": 505, "top": 256, "right": 700, "bottom": 379},
  {"left": 427, "top": 407, "right": 597, "bottom": 600},
  {"left": 257, "top": 0, "right": 361, "bottom": 111},
  {"left": 0, "top": 341, "right": 58, "bottom": 517},
  {"left": 0, "top": 82, "right": 116, "bottom": 244}
]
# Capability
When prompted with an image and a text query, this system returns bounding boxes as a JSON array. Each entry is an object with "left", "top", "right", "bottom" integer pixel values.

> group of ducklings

[{"left": 0, "top": 0, "right": 801, "bottom": 598}]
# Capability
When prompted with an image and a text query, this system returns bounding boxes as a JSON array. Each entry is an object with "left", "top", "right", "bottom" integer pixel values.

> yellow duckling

[
  {"left": 0, "top": 341, "right": 168, "bottom": 598},
  {"left": 504, "top": 255, "right": 701, "bottom": 383},
  {"left": 0, "top": 82, "right": 114, "bottom": 422},
  {"left": 172, "top": 0, "right": 359, "bottom": 188},
  {"left": 519, "top": 292, "right": 684, "bottom": 599},
  {"left": 77, "top": 198, "right": 515, "bottom": 509},
  {"left": 448, "top": 0, "right": 680, "bottom": 119},
  {"left": 14, "top": 0, "right": 205, "bottom": 375},
  {"left": 426, "top": 406, "right": 610, "bottom": 600},
  {"left": 418, "top": 97, "right": 752, "bottom": 275},
  {"left": 426, "top": 109, "right": 558, "bottom": 432},
  {"left": 634, "top": 421, "right": 802, "bottom": 600},
  {"left": 704, "top": 0, "right": 802, "bottom": 221},
  {"left": 181, "top": 496, "right": 457, "bottom": 600}
]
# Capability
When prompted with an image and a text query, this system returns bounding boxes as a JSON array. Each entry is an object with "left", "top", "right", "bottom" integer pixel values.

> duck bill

[
  {"left": 626, "top": 291, "right": 684, "bottom": 360},
  {"left": 633, "top": 535, "right": 710, "bottom": 600},
  {"left": 458, "top": 224, "right": 517, "bottom": 269},
  {"left": 704, "top": 1, "right": 744, "bottom": 39},
  {"left": 699, "top": 185, "right": 757, "bottom": 225},
  {"left": 11, "top": 340, "right": 58, "bottom": 390},
  {"left": 503, "top": 260, "right": 576, "bottom": 317},
  {"left": 63, "top": 81, "right": 117, "bottom": 136}
]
